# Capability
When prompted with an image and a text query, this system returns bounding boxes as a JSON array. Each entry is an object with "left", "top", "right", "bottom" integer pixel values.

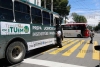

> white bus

[
  {"left": 0, "top": 0, "right": 62, "bottom": 64},
  {"left": 62, "top": 23, "right": 90, "bottom": 37}
]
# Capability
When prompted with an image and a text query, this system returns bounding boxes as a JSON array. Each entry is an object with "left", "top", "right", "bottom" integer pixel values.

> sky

[{"left": 67, "top": 0, "right": 100, "bottom": 26}]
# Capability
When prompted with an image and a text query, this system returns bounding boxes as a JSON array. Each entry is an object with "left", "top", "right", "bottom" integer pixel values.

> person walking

[
  {"left": 90, "top": 29, "right": 94, "bottom": 44},
  {"left": 56, "top": 28, "right": 62, "bottom": 48}
]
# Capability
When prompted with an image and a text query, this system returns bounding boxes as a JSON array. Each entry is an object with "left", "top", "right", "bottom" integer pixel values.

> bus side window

[
  {"left": 68, "top": 25, "right": 72, "bottom": 30},
  {"left": 14, "top": 1, "right": 31, "bottom": 23},
  {"left": 76, "top": 25, "right": 80, "bottom": 30},
  {"left": 73, "top": 25, "right": 77, "bottom": 30},
  {"left": 42, "top": 11, "right": 50, "bottom": 25},
  {"left": 0, "top": 0, "right": 14, "bottom": 21},
  {"left": 31, "top": 7, "right": 42, "bottom": 24},
  {"left": 50, "top": 14, "right": 53, "bottom": 26},
  {"left": 62, "top": 25, "right": 69, "bottom": 30}
]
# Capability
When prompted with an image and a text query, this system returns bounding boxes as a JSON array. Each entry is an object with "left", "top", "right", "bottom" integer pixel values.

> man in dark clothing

[
  {"left": 90, "top": 30, "right": 94, "bottom": 44},
  {"left": 56, "top": 27, "right": 63, "bottom": 48}
]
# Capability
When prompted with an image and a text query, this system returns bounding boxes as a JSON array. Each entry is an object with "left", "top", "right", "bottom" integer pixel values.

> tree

[
  {"left": 94, "top": 22, "right": 100, "bottom": 31},
  {"left": 72, "top": 13, "right": 87, "bottom": 23},
  {"left": 87, "top": 25, "right": 93, "bottom": 30},
  {"left": 41, "top": 0, "right": 71, "bottom": 17}
]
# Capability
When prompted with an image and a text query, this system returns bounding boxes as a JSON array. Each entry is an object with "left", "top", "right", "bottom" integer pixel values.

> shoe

[{"left": 58, "top": 46, "right": 62, "bottom": 48}]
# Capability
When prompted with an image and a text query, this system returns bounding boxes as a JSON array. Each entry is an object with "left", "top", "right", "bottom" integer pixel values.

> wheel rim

[{"left": 12, "top": 46, "right": 23, "bottom": 60}]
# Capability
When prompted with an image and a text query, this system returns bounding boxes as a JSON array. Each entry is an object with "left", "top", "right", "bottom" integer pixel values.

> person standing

[
  {"left": 56, "top": 28, "right": 62, "bottom": 48},
  {"left": 90, "top": 29, "right": 94, "bottom": 44}
]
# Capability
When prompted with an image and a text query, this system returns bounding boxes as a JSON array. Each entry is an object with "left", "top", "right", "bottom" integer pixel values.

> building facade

[{"left": 25, "top": 0, "right": 41, "bottom": 6}]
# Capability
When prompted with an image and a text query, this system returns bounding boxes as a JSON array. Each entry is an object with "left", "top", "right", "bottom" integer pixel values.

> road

[{"left": 0, "top": 33, "right": 100, "bottom": 67}]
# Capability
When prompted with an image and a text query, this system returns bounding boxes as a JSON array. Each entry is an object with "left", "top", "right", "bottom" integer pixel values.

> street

[{"left": 0, "top": 33, "right": 100, "bottom": 67}]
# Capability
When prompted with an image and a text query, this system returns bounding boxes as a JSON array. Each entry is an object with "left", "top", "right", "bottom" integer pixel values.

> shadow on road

[
  {"left": 95, "top": 65, "right": 99, "bottom": 67},
  {"left": 25, "top": 44, "right": 56, "bottom": 58},
  {"left": 0, "top": 44, "right": 56, "bottom": 67}
]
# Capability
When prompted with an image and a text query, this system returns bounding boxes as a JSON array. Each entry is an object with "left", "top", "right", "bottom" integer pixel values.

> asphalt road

[{"left": 0, "top": 33, "right": 100, "bottom": 67}]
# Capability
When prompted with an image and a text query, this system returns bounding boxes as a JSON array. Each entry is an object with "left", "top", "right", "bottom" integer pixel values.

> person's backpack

[{"left": 90, "top": 32, "right": 94, "bottom": 37}]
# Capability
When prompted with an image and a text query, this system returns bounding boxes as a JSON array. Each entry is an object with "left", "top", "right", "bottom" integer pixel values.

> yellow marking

[
  {"left": 49, "top": 40, "right": 79, "bottom": 55},
  {"left": 62, "top": 39, "right": 69, "bottom": 43},
  {"left": 42, "top": 39, "right": 72, "bottom": 54},
  {"left": 62, "top": 39, "right": 75, "bottom": 46},
  {"left": 62, "top": 40, "right": 85, "bottom": 56},
  {"left": 93, "top": 41, "right": 99, "bottom": 60},
  {"left": 76, "top": 41, "right": 90, "bottom": 58},
  {"left": 41, "top": 48, "right": 57, "bottom": 54}
]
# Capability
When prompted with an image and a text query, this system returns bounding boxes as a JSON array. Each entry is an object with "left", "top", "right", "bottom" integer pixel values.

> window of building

[
  {"left": 14, "top": 1, "right": 31, "bottom": 23},
  {"left": 0, "top": 0, "right": 13, "bottom": 21},
  {"left": 31, "top": 7, "right": 42, "bottom": 24}
]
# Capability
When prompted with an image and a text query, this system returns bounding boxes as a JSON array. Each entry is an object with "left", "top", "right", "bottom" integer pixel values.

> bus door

[{"left": 55, "top": 17, "right": 60, "bottom": 30}]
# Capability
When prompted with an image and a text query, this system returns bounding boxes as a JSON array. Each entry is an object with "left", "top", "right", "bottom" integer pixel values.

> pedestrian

[
  {"left": 90, "top": 29, "right": 94, "bottom": 44},
  {"left": 56, "top": 28, "right": 62, "bottom": 48}
]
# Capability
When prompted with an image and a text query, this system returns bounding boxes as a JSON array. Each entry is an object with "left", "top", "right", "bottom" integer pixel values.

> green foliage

[
  {"left": 94, "top": 22, "right": 100, "bottom": 31},
  {"left": 72, "top": 13, "right": 87, "bottom": 23},
  {"left": 87, "top": 25, "right": 93, "bottom": 30},
  {"left": 41, "top": 0, "right": 71, "bottom": 16}
]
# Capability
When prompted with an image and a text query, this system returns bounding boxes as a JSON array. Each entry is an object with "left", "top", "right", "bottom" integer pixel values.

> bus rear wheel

[
  {"left": 77, "top": 34, "right": 81, "bottom": 38},
  {"left": 6, "top": 41, "right": 26, "bottom": 64}
]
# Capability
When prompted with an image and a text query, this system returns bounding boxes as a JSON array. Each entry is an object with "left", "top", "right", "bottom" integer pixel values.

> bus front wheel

[{"left": 6, "top": 41, "right": 26, "bottom": 64}]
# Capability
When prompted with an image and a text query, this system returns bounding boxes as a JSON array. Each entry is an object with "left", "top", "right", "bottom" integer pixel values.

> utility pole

[
  {"left": 51, "top": 0, "right": 53, "bottom": 12},
  {"left": 44, "top": 0, "right": 46, "bottom": 9}
]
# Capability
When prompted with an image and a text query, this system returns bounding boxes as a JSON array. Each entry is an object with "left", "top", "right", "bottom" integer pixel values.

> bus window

[
  {"left": 31, "top": 7, "right": 42, "bottom": 24},
  {"left": 51, "top": 14, "right": 53, "bottom": 26},
  {"left": 63, "top": 25, "right": 73, "bottom": 30},
  {"left": 62, "top": 25, "right": 69, "bottom": 30},
  {"left": 0, "top": 0, "right": 13, "bottom": 21},
  {"left": 55, "top": 18, "right": 59, "bottom": 25},
  {"left": 0, "top": 0, "right": 13, "bottom": 9},
  {"left": 73, "top": 25, "right": 78, "bottom": 30},
  {"left": 14, "top": 1, "right": 31, "bottom": 23},
  {"left": 42, "top": 11, "right": 50, "bottom": 25}
]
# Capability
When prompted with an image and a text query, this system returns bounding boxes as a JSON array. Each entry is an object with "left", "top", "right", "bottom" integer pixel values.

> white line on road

[{"left": 23, "top": 58, "right": 86, "bottom": 67}]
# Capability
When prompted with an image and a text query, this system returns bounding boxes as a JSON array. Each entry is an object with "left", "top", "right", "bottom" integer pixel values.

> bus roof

[
  {"left": 61, "top": 23, "right": 87, "bottom": 25},
  {"left": 19, "top": 0, "right": 59, "bottom": 15}
]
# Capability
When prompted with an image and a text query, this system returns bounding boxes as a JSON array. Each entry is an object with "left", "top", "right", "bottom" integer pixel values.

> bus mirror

[{"left": 94, "top": 45, "right": 100, "bottom": 51}]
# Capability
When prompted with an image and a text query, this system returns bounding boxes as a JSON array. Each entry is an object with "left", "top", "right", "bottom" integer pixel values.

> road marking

[
  {"left": 49, "top": 40, "right": 79, "bottom": 55},
  {"left": 62, "top": 39, "right": 69, "bottom": 43},
  {"left": 76, "top": 41, "right": 90, "bottom": 58},
  {"left": 93, "top": 41, "right": 99, "bottom": 60},
  {"left": 23, "top": 58, "right": 86, "bottom": 67},
  {"left": 62, "top": 39, "right": 74, "bottom": 46},
  {"left": 41, "top": 39, "right": 70, "bottom": 54},
  {"left": 62, "top": 40, "right": 85, "bottom": 56}
]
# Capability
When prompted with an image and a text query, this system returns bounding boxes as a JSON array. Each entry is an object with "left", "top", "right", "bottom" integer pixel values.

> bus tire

[
  {"left": 77, "top": 34, "right": 81, "bottom": 38},
  {"left": 6, "top": 41, "right": 26, "bottom": 64}
]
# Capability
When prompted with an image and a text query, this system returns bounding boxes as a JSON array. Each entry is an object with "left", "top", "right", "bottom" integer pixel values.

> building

[{"left": 25, "top": 0, "right": 41, "bottom": 6}]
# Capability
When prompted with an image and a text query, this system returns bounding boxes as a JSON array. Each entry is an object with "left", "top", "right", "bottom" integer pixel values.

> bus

[
  {"left": 0, "top": 0, "right": 62, "bottom": 64},
  {"left": 61, "top": 23, "right": 90, "bottom": 38}
]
